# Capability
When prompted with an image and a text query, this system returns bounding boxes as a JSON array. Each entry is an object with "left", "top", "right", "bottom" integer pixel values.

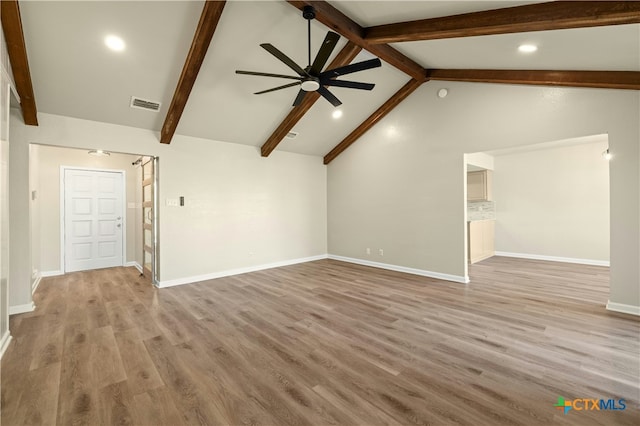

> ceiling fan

[{"left": 235, "top": 5, "right": 381, "bottom": 108}]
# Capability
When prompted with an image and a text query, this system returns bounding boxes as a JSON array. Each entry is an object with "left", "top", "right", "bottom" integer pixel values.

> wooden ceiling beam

[
  {"left": 1, "top": 0, "right": 38, "bottom": 125},
  {"left": 287, "top": 1, "right": 426, "bottom": 82},
  {"left": 324, "top": 78, "right": 424, "bottom": 165},
  {"left": 365, "top": 1, "right": 640, "bottom": 44},
  {"left": 428, "top": 69, "right": 640, "bottom": 90},
  {"left": 261, "top": 41, "right": 362, "bottom": 157},
  {"left": 160, "top": 1, "right": 226, "bottom": 144}
]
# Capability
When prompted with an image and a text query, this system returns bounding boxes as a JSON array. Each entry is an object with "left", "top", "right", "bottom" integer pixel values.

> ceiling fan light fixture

[
  {"left": 332, "top": 109, "right": 343, "bottom": 119},
  {"left": 301, "top": 80, "right": 320, "bottom": 92}
]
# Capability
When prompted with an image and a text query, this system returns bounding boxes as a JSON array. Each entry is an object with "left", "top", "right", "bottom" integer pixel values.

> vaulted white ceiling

[{"left": 18, "top": 1, "right": 640, "bottom": 157}]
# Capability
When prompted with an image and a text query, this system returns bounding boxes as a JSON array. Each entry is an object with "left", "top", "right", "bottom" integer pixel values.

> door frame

[{"left": 60, "top": 166, "right": 127, "bottom": 273}]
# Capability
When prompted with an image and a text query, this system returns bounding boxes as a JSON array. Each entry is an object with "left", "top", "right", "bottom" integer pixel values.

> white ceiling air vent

[
  {"left": 130, "top": 96, "right": 161, "bottom": 112},
  {"left": 285, "top": 131, "right": 298, "bottom": 140}
]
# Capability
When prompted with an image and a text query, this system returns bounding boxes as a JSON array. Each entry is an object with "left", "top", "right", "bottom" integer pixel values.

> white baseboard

[
  {"left": 606, "top": 301, "right": 640, "bottom": 316},
  {"left": 9, "top": 302, "right": 35, "bottom": 315},
  {"left": 41, "top": 270, "right": 64, "bottom": 277},
  {"left": 494, "top": 251, "right": 609, "bottom": 267},
  {"left": 328, "top": 254, "right": 469, "bottom": 284},
  {"left": 125, "top": 261, "right": 143, "bottom": 273},
  {"left": 32, "top": 275, "right": 42, "bottom": 295},
  {"left": 157, "top": 254, "right": 329, "bottom": 288},
  {"left": 0, "top": 331, "right": 12, "bottom": 360}
]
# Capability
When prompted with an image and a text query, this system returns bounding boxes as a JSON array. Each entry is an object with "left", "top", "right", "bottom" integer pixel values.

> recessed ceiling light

[
  {"left": 518, "top": 44, "right": 538, "bottom": 53},
  {"left": 105, "top": 35, "right": 125, "bottom": 52},
  {"left": 437, "top": 88, "right": 448, "bottom": 98},
  {"left": 332, "top": 109, "right": 343, "bottom": 119}
]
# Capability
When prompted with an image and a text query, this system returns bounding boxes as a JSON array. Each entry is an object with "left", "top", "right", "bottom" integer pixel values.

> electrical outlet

[
  {"left": 366, "top": 248, "right": 371, "bottom": 255},
  {"left": 379, "top": 249, "right": 384, "bottom": 256},
  {"left": 166, "top": 198, "right": 179, "bottom": 207}
]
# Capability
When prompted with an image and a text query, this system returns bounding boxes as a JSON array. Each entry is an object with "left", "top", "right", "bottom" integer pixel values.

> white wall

[
  {"left": 493, "top": 138, "right": 610, "bottom": 264},
  {"left": 9, "top": 113, "right": 327, "bottom": 294},
  {"left": 33, "top": 145, "right": 140, "bottom": 274},
  {"left": 328, "top": 82, "right": 639, "bottom": 311}
]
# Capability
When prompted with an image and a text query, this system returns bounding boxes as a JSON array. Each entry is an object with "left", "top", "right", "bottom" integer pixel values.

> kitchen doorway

[{"left": 464, "top": 134, "right": 611, "bottom": 281}]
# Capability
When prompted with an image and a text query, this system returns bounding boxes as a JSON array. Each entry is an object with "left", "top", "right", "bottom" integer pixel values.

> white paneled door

[{"left": 64, "top": 169, "right": 124, "bottom": 272}]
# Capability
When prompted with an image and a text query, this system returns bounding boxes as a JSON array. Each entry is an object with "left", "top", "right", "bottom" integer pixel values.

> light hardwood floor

[{"left": 2, "top": 257, "right": 639, "bottom": 425}]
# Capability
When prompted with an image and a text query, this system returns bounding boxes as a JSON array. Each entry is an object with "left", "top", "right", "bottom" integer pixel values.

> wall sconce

[
  {"left": 602, "top": 148, "right": 612, "bottom": 161},
  {"left": 88, "top": 150, "right": 110, "bottom": 157}
]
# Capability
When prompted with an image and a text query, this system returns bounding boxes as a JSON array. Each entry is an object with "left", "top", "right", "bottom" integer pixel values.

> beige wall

[
  {"left": 9, "top": 112, "right": 327, "bottom": 295},
  {"left": 6, "top": 86, "right": 638, "bottom": 315},
  {"left": 9, "top": 109, "right": 33, "bottom": 310},
  {"left": 327, "top": 82, "right": 639, "bottom": 310},
  {"left": 29, "top": 144, "right": 40, "bottom": 283},
  {"left": 33, "top": 145, "right": 140, "bottom": 273},
  {"left": 1, "top": 22, "right": 12, "bottom": 354},
  {"left": 493, "top": 138, "right": 610, "bottom": 263}
]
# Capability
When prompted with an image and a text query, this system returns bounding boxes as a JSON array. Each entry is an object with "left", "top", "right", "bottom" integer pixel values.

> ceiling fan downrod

[{"left": 302, "top": 6, "right": 316, "bottom": 68}]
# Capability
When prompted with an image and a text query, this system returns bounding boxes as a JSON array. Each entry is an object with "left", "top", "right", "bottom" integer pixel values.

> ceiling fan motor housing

[{"left": 302, "top": 6, "right": 316, "bottom": 20}]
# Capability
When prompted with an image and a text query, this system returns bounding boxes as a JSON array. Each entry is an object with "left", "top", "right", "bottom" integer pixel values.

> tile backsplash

[{"left": 468, "top": 201, "right": 495, "bottom": 221}]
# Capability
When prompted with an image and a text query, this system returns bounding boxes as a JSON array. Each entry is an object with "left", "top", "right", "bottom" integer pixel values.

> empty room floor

[{"left": 1, "top": 257, "right": 639, "bottom": 425}]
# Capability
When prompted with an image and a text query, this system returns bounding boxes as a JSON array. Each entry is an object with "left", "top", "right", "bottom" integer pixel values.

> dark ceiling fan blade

[
  {"left": 321, "top": 79, "right": 375, "bottom": 90},
  {"left": 310, "top": 31, "right": 340, "bottom": 75},
  {"left": 260, "top": 43, "right": 308, "bottom": 77},
  {"left": 236, "top": 70, "right": 303, "bottom": 81},
  {"left": 317, "top": 86, "right": 342, "bottom": 107},
  {"left": 292, "top": 89, "right": 307, "bottom": 106},
  {"left": 320, "top": 58, "right": 382, "bottom": 79},
  {"left": 254, "top": 82, "right": 301, "bottom": 95}
]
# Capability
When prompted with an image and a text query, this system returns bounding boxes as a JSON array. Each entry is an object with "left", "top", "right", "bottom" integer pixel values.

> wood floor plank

[
  {"left": 105, "top": 301, "right": 136, "bottom": 333},
  {"left": 97, "top": 380, "right": 134, "bottom": 426},
  {"left": 11, "top": 362, "right": 61, "bottom": 425},
  {"left": 113, "top": 328, "right": 164, "bottom": 395},
  {"left": 131, "top": 387, "right": 184, "bottom": 426},
  {"left": 29, "top": 325, "right": 63, "bottom": 371},
  {"left": 2, "top": 260, "right": 639, "bottom": 425},
  {"left": 143, "top": 334, "right": 226, "bottom": 425},
  {"left": 125, "top": 302, "right": 163, "bottom": 341},
  {"left": 88, "top": 325, "right": 127, "bottom": 389},
  {"left": 55, "top": 322, "right": 100, "bottom": 426}
]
